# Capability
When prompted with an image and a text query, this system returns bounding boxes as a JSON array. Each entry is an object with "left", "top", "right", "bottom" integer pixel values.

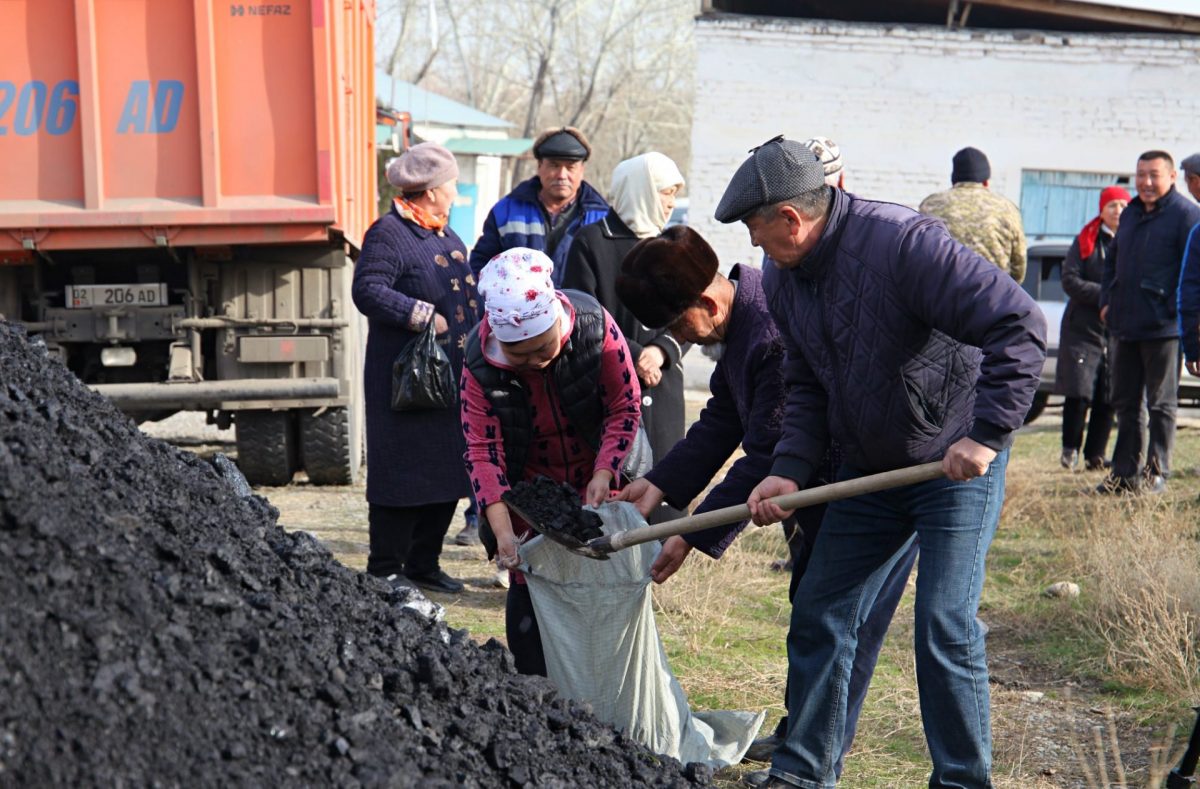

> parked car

[
  {"left": 665, "top": 197, "right": 689, "bottom": 228},
  {"left": 1021, "top": 240, "right": 1200, "bottom": 423}
]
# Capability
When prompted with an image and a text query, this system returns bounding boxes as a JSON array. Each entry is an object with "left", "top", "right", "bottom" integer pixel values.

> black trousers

[
  {"left": 1109, "top": 337, "right": 1179, "bottom": 479},
  {"left": 366, "top": 501, "right": 457, "bottom": 578},
  {"left": 505, "top": 583, "right": 547, "bottom": 676},
  {"left": 1061, "top": 358, "right": 1114, "bottom": 461}
]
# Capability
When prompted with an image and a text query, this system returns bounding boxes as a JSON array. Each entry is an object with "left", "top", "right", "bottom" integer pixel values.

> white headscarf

[
  {"left": 610, "top": 152, "right": 685, "bottom": 239},
  {"left": 478, "top": 248, "right": 564, "bottom": 342}
]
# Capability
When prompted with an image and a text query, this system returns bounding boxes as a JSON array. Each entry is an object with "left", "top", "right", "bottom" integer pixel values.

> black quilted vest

[{"left": 464, "top": 290, "right": 607, "bottom": 484}]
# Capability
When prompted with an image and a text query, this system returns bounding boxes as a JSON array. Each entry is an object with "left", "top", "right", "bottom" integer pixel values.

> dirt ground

[{"left": 140, "top": 404, "right": 1187, "bottom": 788}]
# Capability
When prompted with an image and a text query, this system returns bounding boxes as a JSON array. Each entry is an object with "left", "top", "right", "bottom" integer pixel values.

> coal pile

[
  {"left": 504, "top": 477, "right": 605, "bottom": 543},
  {"left": 0, "top": 323, "right": 709, "bottom": 788}
]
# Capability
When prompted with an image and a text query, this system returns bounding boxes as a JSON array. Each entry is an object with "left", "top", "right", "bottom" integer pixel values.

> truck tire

[
  {"left": 235, "top": 410, "right": 298, "bottom": 486},
  {"left": 300, "top": 407, "right": 358, "bottom": 485}
]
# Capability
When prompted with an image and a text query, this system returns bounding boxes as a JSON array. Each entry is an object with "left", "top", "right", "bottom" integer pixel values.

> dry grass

[{"left": 1069, "top": 504, "right": 1200, "bottom": 700}]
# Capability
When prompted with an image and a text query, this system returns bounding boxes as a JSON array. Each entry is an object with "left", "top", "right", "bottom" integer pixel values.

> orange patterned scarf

[{"left": 394, "top": 197, "right": 448, "bottom": 231}]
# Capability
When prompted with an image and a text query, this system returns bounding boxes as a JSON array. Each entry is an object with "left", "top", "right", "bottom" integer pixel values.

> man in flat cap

[
  {"left": 469, "top": 126, "right": 609, "bottom": 287},
  {"left": 717, "top": 135, "right": 1045, "bottom": 788},
  {"left": 612, "top": 225, "right": 916, "bottom": 785},
  {"left": 920, "top": 146, "right": 1027, "bottom": 283}
]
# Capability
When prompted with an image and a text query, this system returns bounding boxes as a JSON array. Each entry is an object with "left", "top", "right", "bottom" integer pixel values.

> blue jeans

[
  {"left": 775, "top": 515, "right": 919, "bottom": 779},
  {"left": 770, "top": 450, "right": 1008, "bottom": 789}
]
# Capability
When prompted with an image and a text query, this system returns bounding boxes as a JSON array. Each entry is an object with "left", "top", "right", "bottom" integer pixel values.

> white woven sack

[{"left": 520, "top": 501, "right": 764, "bottom": 767}]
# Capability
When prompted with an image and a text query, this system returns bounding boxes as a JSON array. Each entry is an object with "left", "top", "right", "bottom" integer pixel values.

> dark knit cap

[
  {"left": 715, "top": 135, "right": 826, "bottom": 223},
  {"left": 533, "top": 127, "right": 591, "bottom": 161},
  {"left": 616, "top": 226, "right": 720, "bottom": 329},
  {"left": 951, "top": 147, "right": 991, "bottom": 184}
]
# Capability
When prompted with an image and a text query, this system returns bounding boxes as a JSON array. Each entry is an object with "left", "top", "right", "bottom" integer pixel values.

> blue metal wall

[{"left": 1020, "top": 169, "right": 1132, "bottom": 238}]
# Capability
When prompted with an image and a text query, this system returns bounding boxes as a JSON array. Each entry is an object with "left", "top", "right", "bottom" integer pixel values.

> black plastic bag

[{"left": 391, "top": 320, "right": 455, "bottom": 411}]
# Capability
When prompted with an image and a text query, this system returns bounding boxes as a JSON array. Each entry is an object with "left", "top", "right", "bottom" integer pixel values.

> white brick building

[{"left": 689, "top": 1, "right": 1200, "bottom": 269}]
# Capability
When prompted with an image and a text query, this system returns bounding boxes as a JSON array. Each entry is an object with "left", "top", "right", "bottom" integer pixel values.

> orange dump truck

[{"left": 0, "top": 0, "right": 376, "bottom": 486}]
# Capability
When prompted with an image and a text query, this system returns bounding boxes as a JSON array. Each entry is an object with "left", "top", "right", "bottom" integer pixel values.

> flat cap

[
  {"left": 1181, "top": 153, "right": 1200, "bottom": 176},
  {"left": 386, "top": 142, "right": 458, "bottom": 192},
  {"left": 715, "top": 135, "right": 825, "bottom": 223},
  {"left": 533, "top": 126, "right": 591, "bottom": 161}
]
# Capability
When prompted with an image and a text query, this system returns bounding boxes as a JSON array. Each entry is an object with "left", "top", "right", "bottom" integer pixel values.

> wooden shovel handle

[{"left": 603, "top": 461, "right": 946, "bottom": 554}]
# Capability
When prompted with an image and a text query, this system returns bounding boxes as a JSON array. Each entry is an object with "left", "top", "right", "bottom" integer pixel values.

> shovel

[{"left": 509, "top": 461, "right": 947, "bottom": 561}]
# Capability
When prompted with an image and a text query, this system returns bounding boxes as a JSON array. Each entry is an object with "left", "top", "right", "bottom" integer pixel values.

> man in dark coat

[
  {"left": 719, "top": 136, "right": 1045, "bottom": 789},
  {"left": 1099, "top": 150, "right": 1200, "bottom": 494},
  {"left": 468, "top": 126, "right": 609, "bottom": 286},
  {"left": 613, "top": 225, "right": 916, "bottom": 782}
]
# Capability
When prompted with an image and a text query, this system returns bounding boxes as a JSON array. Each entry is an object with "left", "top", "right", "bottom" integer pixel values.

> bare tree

[{"left": 377, "top": 0, "right": 696, "bottom": 192}]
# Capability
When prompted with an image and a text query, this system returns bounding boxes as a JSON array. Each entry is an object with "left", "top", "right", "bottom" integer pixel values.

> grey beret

[
  {"left": 1181, "top": 153, "right": 1200, "bottom": 176},
  {"left": 386, "top": 142, "right": 459, "bottom": 192},
  {"left": 715, "top": 135, "right": 826, "bottom": 223}
]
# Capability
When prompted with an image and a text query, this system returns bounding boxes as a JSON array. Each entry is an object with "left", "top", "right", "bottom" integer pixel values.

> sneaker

[
  {"left": 383, "top": 573, "right": 415, "bottom": 591},
  {"left": 743, "top": 732, "right": 782, "bottom": 763},
  {"left": 769, "top": 558, "right": 793, "bottom": 573},
  {"left": 1084, "top": 456, "right": 1110, "bottom": 471},
  {"left": 454, "top": 519, "right": 480, "bottom": 546},
  {"left": 493, "top": 568, "right": 511, "bottom": 589},
  {"left": 1060, "top": 448, "right": 1079, "bottom": 471},
  {"left": 407, "top": 569, "right": 465, "bottom": 594},
  {"left": 1143, "top": 474, "right": 1167, "bottom": 495}
]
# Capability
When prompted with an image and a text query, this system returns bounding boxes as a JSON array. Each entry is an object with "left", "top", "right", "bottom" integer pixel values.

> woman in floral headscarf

[{"left": 460, "top": 247, "right": 641, "bottom": 675}]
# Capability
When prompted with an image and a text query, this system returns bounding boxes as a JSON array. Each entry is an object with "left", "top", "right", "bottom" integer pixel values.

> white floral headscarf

[{"left": 478, "top": 248, "right": 564, "bottom": 342}]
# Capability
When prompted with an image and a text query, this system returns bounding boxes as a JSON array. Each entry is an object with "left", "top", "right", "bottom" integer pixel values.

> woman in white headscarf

[{"left": 563, "top": 152, "right": 687, "bottom": 521}]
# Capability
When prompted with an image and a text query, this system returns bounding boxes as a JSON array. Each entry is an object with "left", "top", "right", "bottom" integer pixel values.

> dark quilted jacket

[{"left": 762, "top": 189, "right": 1046, "bottom": 484}]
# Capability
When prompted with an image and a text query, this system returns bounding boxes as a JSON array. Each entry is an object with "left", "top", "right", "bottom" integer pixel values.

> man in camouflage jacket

[{"left": 920, "top": 146, "right": 1027, "bottom": 283}]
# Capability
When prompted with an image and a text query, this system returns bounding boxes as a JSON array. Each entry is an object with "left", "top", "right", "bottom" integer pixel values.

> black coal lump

[{"left": 504, "top": 476, "right": 604, "bottom": 542}]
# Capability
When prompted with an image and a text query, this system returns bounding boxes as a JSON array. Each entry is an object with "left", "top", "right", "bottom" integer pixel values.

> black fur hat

[{"left": 617, "top": 226, "right": 720, "bottom": 329}]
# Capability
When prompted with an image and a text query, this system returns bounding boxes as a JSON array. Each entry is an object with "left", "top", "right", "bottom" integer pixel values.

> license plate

[{"left": 65, "top": 283, "right": 168, "bottom": 309}]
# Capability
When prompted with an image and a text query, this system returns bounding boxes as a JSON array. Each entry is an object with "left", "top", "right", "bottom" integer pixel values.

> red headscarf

[{"left": 1078, "top": 185, "right": 1132, "bottom": 259}]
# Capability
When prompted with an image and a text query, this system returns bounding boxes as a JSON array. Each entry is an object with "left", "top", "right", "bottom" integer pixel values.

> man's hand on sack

[
  {"left": 585, "top": 469, "right": 614, "bottom": 507},
  {"left": 433, "top": 313, "right": 449, "bottom": 334},
  {"left": 649, "top": 536, "right": 692, "bottom": 584},
  {"left": 747, "top": 475, "right": 799, "bottom": 526},
  {"left": 611, "top": 477, "right": 665, "bottom": 517},
  {"left": 942, "top": 437, "right": 997, "bottom": 481}
]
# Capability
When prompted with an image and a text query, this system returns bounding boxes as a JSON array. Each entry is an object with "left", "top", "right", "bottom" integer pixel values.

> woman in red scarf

[{"left": 1057, "top": 185, "right": 1130, "bottom": 471}]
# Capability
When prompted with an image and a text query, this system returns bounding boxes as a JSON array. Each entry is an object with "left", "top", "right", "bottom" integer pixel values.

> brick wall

[{"left": 689, "top": 16, "right": 1200, "bottom": 269}]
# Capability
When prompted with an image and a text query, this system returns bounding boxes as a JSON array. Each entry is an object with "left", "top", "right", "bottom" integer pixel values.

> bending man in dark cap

[
  {"left": 719, "top": 135, "right": 1045, "bottom": 788},
  {"left": 468, "top": 126, "right": 609, "bottom": 287},
  {"left": 612, "top": 225, "right": 916, "bottom": 785},
  {"left": 919, "top": 146, "right": 1027, "bottom": 283}
]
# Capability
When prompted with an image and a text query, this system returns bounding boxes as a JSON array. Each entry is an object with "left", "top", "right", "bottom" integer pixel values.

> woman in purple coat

[{"left": 351, "top": 143, "right": 481, "bottom": 594}]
